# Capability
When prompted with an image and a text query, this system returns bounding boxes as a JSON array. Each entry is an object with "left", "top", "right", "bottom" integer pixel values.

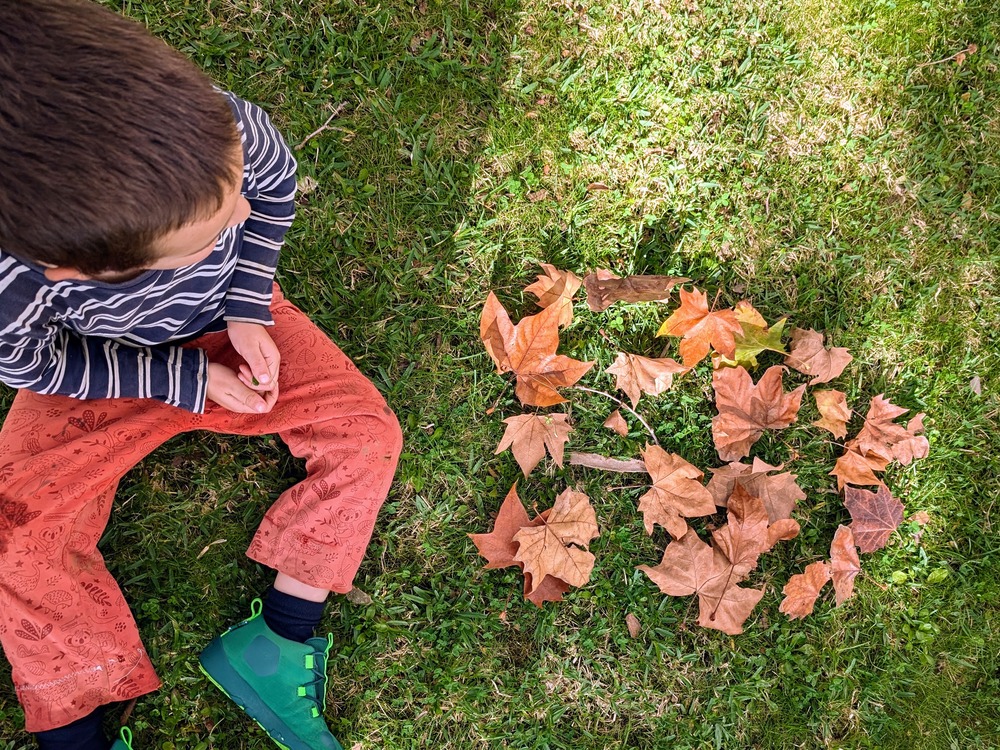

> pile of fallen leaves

[{"left": 470, "top": 265, "right": 929, "bottom": 635}]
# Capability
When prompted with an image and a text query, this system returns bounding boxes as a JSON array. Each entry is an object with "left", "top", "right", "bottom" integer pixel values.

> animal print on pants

[{"left": 0, "top": 286, "right": 403, "bottom": 731}]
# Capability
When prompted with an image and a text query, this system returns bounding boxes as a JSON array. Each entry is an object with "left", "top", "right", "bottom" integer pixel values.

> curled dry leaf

[
  {"left": 605, "top": 352, "right": 688, "bottom": 409},
  {"left": 524, "top": 263, "right": 582, "bottom": 328},
  {"left": 495, "top": 413, "right": 573, "bottom": 476},
  {"left": 829, "top": 448, "right": 886, "bottom": 491},
  {"left": 850, "top": 395, "right": 929, "bottom": 466},
  {"left": 514, "top": 487, "right": 599, "bottom": 594},
  {"left": 583, "top": 270, "right": 689, "bottom": 312},
  {"left": 784, "top": 328, "right": 852, "bottom": 384},
  {"left": 710, "top": 485, "right": 770, "bottom": 579},
  {"left": 480, "top": 292, "right": 595, "bottom": 407},
  {"left": 625, "top": 613, "right": 641, "bottom": 638},
  {"left": 779, "top": 561, "right": 831, "bottom": 620},
  {"left": 813, "top": 389, "right": 851, "bottom": 439},
  {"left": 657, "top": 287, "right": 742, "bottom": 367},
  {"left": 844, "top": 483, "right": 905, "bottom": 553},
  {"left": 569, "top": 452, "right": 647, "bottom": 473},
  {"left": 829, "top": 525, "right": 861, "bottom": 605},
  {"left": 711, "top": 366, "right": 806, "bottom": 462},
  {"left": 603, "top": 409, "right": 629, "bottom": 437},
  {"left": 766, "top": 518, "right": 801, "bottom": 550},
  {"left": 637, "top": 445, "right": 716, "bottom": 539},
  {"left": 706, "top": 457, "right": 805, "bottom": 523}
]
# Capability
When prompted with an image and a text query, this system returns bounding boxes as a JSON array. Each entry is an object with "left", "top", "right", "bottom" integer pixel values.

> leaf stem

[{"left": 570, "top": 385, "right": 659, "bottom": 445}]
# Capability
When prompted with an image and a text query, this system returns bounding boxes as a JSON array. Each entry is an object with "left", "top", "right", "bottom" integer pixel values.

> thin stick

[
  {"left": 295, "top": 101, "right": 349, "bottom": 150},
  {"left": 571, "top": 385, "right": 658, "bottom": 445},
  {"left": 913, "top": 44, "right": 977, "bottom": 71}
]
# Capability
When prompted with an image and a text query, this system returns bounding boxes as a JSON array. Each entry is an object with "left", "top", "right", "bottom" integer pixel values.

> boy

[{"left": 0, "top": 2, "right": 403, "bottom": 749}]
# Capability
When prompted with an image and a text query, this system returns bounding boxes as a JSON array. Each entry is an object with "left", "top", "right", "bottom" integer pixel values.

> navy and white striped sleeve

[
  {"left": 0, "top": 328, "right": 209, "bottom": 413},
  {"left": 223, "top": 95, "right": 297, "bottom": 325}
]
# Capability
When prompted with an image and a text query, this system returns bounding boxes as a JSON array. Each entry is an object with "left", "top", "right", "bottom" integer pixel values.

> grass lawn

[{"left": 2, "top": 0, "right": 999, "bottom": 748}]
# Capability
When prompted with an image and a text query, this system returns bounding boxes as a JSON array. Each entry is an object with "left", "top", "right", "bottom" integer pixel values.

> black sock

[
  {"left": 34, "top": 706, "right": 108, "bottom": 750},
  {"left": 261, "top": 586, "right": 326, "bottom": 643}
]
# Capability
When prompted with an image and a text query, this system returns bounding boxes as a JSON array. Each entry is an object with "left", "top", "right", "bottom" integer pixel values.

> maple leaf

[
  {"left": 711, "top": 366, "right": 806, "bottom": 462},
  {"left": 813, "top": 389, "right": 851, "bottom": 439},
  {"left": 603, "top": 409, "right": 629, "bottom": 436},
  {"left": 639, "top": 526, "right": 765, "bottom": 635},
  {"left": 829, "top": 447, "right": 886, "bottom": 491},
  {"left": 524, "top": 263, "right": 582, "bottom": 328},
  {"left": 657, "top": 287, "right": 742, "bottom": 367},
  {"left": 605, "top": 352, "right": 688, "bottom": 409},
  {"left": 784, "top": 328, "right": 852, "bottom": 384},
  {"left": 730, "top": 301, "right": 787, "bottom": 368},
  {"left": 844, "top": 483, "right": 905, "bottom": 553},
  {"left": 829, "top": 525, "right": 861, "bottom": 605},
  {"left": 583, "top": 270, "right": 688, "bottom": 312},
  {"left": 637, "top": 445, "right": 716, "bottom": 539},
  {"left": 469, "top": 483, "right": 530, "bottom": 569},
  {"left": 479, "top": 292, "right": 595, "bottom": 407},
  {"left": 850, "top": 395, "right": 929, "bottom": 465},
  {"left": 767, "top": 518, "right": 801, "bottom": 550},
  {"left": 495, "top": 413, "right": 573, "bottom": 476},
  {"left": 514, "top": 488, "right": 599, "bottom": 594},
  {"left": 523, "top": 569, "right": 572, "bottom": 607},
  {"left": 705, "top": 458, "right": 805, "bottom": 523},
  {"left": 778, "top": 561, "right": 831, "bottom": 620},
  {"left": 710, "top": 485, "right": 770, "bottom": 579}
]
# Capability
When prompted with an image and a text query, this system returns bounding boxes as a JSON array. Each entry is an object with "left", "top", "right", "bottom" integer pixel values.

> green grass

[{"left": 2, "top": 0, "right": 999, "bottom": 747}]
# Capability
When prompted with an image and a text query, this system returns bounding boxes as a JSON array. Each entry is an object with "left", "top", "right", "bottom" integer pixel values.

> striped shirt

[{"left": 0, "top": 92, "right": 296, "bottom": 413}]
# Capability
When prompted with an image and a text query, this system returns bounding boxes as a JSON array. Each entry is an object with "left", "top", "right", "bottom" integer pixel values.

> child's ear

[{"left": 42, "top": 266, "right": 91, "bottom": 282}]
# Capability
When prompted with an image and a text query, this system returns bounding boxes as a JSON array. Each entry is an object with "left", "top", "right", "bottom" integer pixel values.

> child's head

[{"left": 0, "top": 0, "right": 248, "bottom": 281}]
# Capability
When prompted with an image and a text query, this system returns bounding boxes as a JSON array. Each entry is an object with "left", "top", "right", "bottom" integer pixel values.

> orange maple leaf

[
  {"left": 605, "top": 352, "right": 688, "bottom": 409},
  {"left": 524, "top": 264, "right": 582, "bottom": 328},
  {"left": 495, "top": 413, "right": 573, "bottom": 476},
  {"left": 705, "top": 457, "right": 805, "bottom": 523},
  {"left": 513, "top": 487, "right": 599, "bottom": 594},
  {"left": 779, "top": 561, "right": 831, "bottom": 620},
  {"left": 480, "top": 293, "right": 595, "bottom": 407},
  {"left": 850, "top": 395, "right": 928, "bottom": 465},
  {"left": 844, "top": 483, "right": 905, "bottom": 553},
  {"left": 829, "top": 525, "right": 861, "bottom": 605},
  {"left": 813, "top": 389, "right": 851, "bottom": 439},
  {"left": 657, "top": 287, "right": 741, "bottom": 367},
  {"left": 711, "top": 365, "right": 806, "bottom": 462},
  {"left": 603, "top": 409, "right": 629, "bottom": 436},
  {"left": 637, "top": 445, "right": 716, "bottom": 539}
]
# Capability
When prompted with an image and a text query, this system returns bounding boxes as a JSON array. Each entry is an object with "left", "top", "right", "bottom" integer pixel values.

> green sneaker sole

[{"left": 199, "top": 640, "right": 296, "bottom": 750}]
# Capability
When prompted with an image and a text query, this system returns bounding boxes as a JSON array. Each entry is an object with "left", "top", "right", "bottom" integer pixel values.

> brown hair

[{"left": 0, "top": 0, "right": 242, "bottom": 275}]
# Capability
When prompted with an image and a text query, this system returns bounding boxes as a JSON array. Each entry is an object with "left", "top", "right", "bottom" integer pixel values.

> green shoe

[
  {"left": 110, "top": 727, "right": 134, "bottom": 750},
  {"left": 199, "top": 599, "right": 344, "bottom": 750}
]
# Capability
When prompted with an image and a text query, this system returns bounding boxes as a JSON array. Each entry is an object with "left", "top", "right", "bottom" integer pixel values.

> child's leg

[
  {"left": 197, "top": 288, "right": 403, "bottom": 595},
  {"left": 0, "top": 393, "right": 192, "bottom": 732}
]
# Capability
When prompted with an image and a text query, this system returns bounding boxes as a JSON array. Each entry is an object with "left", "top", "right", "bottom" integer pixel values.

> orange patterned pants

[{"left": 0, "top": 288, "right": 402, "bottom": 731}]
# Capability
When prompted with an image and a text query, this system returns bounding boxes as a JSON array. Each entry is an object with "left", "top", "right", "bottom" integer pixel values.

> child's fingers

[{"left": 238, "top": 363, "right": 275, "bottom": 391}]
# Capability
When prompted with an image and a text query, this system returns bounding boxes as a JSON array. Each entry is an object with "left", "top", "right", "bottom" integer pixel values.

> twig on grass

[
  {"left": 571, "top": 385, "right": 659, "bottom": 445},
  {"left": 295, "top": 101, "right": 350, "bottom": 150}
]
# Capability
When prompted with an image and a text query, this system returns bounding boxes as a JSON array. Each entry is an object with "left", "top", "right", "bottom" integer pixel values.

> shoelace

[{"left": 299, "top": 633, "right": 334, "bottom": 719}]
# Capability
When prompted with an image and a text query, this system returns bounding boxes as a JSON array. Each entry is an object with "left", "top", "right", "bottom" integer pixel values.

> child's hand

[
  {"left": 227, "top": 321, "right": 281, "bottom": 392},
  {"left": 206, "top": 362, "right": 279, "bottom": 413}
]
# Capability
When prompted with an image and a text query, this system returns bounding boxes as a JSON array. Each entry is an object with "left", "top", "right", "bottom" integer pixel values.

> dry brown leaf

[
  {"left": 469, "top": 483, "right": 530, "bottom": 570},
  {"left": 779, "top": 561, "right": 831, "bottom": 620},
  {"left": 569, "top": 452, "right": 647, "bottom": 473},
  {"left": 711, "top": 485, "right": 770, "bottom": 579},
  {"left": 605, "top": 352, "right": 688, "bottom": 408},
  {"left": 514, "top": 487, "right": 599, "bottom": 594},
  {"left": 638, "top": 445, "right": 716, "bottom": 539},
  {"left": 586, "top": 182, "right": 611, "bottom": 192},
  {"left": 527, "top": 189, "right": 549, "bottom": 202},
  {"left": 844, "top": 483, "right": 905, "bottom": 553},
  {"left": 706, "top": 457, "right": 805, "bottom": 523},
  {"left": 850, "top": 395, "right": 929, "bottom": 466},
  {"left": 910, "top": 510, "right": 931, "bottom": 526},
  {"left": 696, "top": 578, "right": 765, "bottom": 635},
  {"left": 625, "top": 613, "right": 641, "bottom": 638},
  {"left": 603, "top": 409, "right": 629, "bottom": 436},
  {"left": 766, "top": 518, "right": 801, "bottom": 550},
  {"left": 495, "top": 413, "right": 573, "bottom": 476},
  {"left": 813, "top": 389, "right": 851, "bottom": 439},
  {"left": 829, "top": 448, "right": 886, "bottom": 491},
  {"left": 829, "top": 525, "right": 861, "bottom": 605},
  {"left": 657, "top": 287, "right": 742, "bottom": 367},
  {"left": 584, "top": 270, "right": 689, "bottom": 312},
  {"left": 524, "top": 264, "right": 582, "bottom": 328},
  {"left": 711, "top": 366, "right": 806, "bottom": 462},
  {"left": 480, "top": 293, "right": 595, "bottom": 406},
  {"left": 784, "top": 328, "right": 852, "bottom": 384}
]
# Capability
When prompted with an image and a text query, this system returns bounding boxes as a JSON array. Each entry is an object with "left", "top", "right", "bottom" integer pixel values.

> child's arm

[{"left": 222, "top": 94, "right": 298, "bottom": 327}]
